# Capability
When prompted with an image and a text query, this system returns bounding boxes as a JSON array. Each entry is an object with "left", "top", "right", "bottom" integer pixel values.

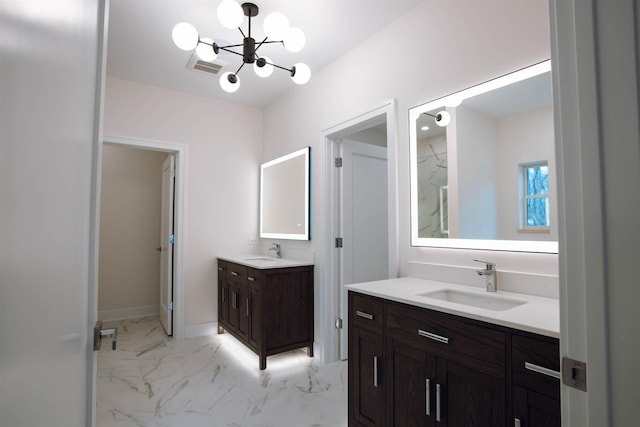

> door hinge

[
  {"left": 335, "top": 157, "right": 343, "bottom": 168},
  {"left": 169, "top": 234, "right": 174, "bottom": 244},
  {"left": 335, "top": 237, "right": 343, "bottom": 248},
  {"left": 562, "top": 356, "right": 587, "bottom": 391},
  {"left": 168, "top": 301, "right": 174, "bottom": 311},
  {"left": 335, "top": 318, "right": 343, "bottom": 329}
]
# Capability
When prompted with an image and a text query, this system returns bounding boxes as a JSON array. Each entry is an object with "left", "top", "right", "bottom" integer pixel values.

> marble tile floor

[{"left": 97, "top": 316, "right": 348, "bottom": 427}]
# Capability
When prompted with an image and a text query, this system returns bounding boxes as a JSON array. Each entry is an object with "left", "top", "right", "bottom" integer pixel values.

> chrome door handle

[
  {"left": 426, "top": 378, "right": 431, "bottom": 416},
  {"left": 418, "top": 329, "right": 449, "bottom": 344},
  {"left": 247, "top": 276, "right": 255, "bottom": 282},
  {"left": 514, "top": 418, "right": 521, "bottom": 427},
  {"left": 94, "top": 321, "right": 117, "bottom": 351},
  {"left": 231, "top": 271, "right": 238, "bottom": 276},
  {"left": 356, "top": 310, "right": 374, "bottom": 320},
  {"left": 373, "top": 356, "right": 379, "bottom": 387},
  {"left": 246, "top": 298, "right": 250, "bottom": 317},
  {"left": 525, "top": 362, "right": 561, "bottom": 379},
  {"left": 436, "top": 383, "right": 441, "bottom": 422}
]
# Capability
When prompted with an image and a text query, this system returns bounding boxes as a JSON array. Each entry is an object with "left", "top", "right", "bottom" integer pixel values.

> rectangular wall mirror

[
  {"left": 409, "top": 61, "right": 558, "bottom": 253},
  {"left": 260, "top": 147, "right": 311, "bottom": 240}
]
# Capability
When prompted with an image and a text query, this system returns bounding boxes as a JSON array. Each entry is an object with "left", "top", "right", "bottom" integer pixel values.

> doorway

[
  {"left": 321, "top": 100, "right": 399, "bottom": 362},
  {"left": 98, "top": 136, "right": 186, "bottom": 340}
]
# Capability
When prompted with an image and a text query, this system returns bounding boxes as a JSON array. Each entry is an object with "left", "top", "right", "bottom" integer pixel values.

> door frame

[
  {"left": 96, "top": 135, "right": 187, "bottom": 342},
  {"left": 320, "top": 99, "right": 398, "bottom": 363}
]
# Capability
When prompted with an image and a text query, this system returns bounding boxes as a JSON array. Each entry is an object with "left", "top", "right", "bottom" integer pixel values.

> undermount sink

[
  {"left": 417, "top": 289, "right": 526, "bottom": 311},
  {"left": 243, "top": 257, "right": 278, "bottom": 262}
]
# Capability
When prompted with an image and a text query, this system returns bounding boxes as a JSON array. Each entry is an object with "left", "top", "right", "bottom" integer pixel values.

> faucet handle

[{"left": 473, "top": 259, "right": 495, "bottom": 270}]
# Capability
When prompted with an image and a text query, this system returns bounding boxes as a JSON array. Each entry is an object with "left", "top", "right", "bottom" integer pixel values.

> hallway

[{"left": 97, "top": 317, "right": 347, "bottom": 427}]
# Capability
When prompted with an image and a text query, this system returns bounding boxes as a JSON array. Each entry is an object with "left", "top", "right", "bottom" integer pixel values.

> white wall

[
  {"left": 104, "top": 77, "right": 263, "bottom": 327},
  {"left": 262, "top": 0, "right": 556, "bottom": 358},
  {"left": 99, "top": 145, "right": 167, "bottom": 318}
]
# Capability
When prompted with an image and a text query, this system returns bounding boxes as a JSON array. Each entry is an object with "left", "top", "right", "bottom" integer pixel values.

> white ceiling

[{"left": 106, "top": 0, "right": 422, "bottom": 108}]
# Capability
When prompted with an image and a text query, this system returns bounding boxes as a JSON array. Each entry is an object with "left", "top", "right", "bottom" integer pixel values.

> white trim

[
  {"left": 98, "top": 305, "right": 159, "bottom": 321},
  {"left": 185, "top": 322, "right": 218, "bottom": 339},
  {"left": 319, "top": 99, "right": 399, "bottom": 363},
  {"left": 100, "top": 135, "right": 188, "bottom": 342}
]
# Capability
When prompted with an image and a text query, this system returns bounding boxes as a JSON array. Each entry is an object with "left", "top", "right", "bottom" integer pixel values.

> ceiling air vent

[{"left": 186, "top": 54, "right": 228, "bottom": 76}]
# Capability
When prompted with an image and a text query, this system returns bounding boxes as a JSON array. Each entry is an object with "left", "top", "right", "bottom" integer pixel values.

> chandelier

[{"left": 172, "top": 0, "right": 311, "bottom": 93}]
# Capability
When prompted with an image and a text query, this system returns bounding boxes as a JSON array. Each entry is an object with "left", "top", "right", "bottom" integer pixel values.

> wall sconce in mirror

[
  {"left": 409, "top": 60, "right": 558, "bottom": 253},
  {"left": 260, "top": 147, "right": 310, "bottom": 240}
]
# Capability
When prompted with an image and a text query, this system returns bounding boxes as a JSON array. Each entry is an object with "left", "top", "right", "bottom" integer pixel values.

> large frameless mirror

[
  {"left": 260, "top": 146, "right": 311, "bottom": 240},
  {"left": 409, "top": 60, "right": 558, "bottom": 253}
]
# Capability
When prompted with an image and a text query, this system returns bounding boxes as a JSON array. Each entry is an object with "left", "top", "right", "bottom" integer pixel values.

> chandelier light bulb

[
  {"left": 435, "top": 110, "right": 451, "bottom": 127},
  {"left": 254, "top": 57, "right": 274, "bottom": 78},
  {"left": 196, "top": 38, "right": 218, "bottom": 62},
  {"left": 291, "top": 63, "right": 311, "bottom": 85},
  {"left": 220, "top": 72, "right": 240, "bottom": 93},
  {"left": 172, "top": 22, "right": 199, "bottom": 51},
  {"left": 217, "top": 0, "right": 244, "bottom": 29},
  {"left": 263, "top": 12, "right": 290, "bottom": 40},
  {"left": 283, "top": 27, "right": 305, "bottom": 52}
]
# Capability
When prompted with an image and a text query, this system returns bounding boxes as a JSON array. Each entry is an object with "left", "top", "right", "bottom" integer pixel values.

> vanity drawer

[
  {"left": 218, "top": 259, "right": 228, "bottom": 276},
  {"left": 349, "top": 292, "right": 384, "bottom": 334},
  {"left": 246, "top": 268, "right": 262, "bottom": 289},
  {"left": 512, "top": 333, "right": 560, "bottom": 399},
  {"left": 386, "top": 302, "right": 506, "bottom": 377},
  {"left": 227, "top": 263, "right": 247, "bottom": 281}
]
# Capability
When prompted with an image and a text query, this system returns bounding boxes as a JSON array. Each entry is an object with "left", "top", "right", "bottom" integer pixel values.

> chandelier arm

[
  {"left": 266, "top": 61, "right": 294, "bottom": 73},
  {"left": 253, "top": 37, "right": 268, "bottom": 56},
  {"left": 217, "top": 43, "right": 244, "bottom": 49},
  {"left": 238, "top": 27, "right": 247, "bottom": 39},
  {"left": 217, "top": 46, "right": 244, "bottom": 58},
  {"left": 234, "top": 62, "right": 246, "bottom": 75}
]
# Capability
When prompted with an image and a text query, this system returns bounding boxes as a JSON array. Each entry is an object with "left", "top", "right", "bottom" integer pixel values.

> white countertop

[
  {"left": 218, "top": 255, "right": 314, "bottom": 270},
  {"left": 346, "top": 277, "right": 559, "bottom": 338}
]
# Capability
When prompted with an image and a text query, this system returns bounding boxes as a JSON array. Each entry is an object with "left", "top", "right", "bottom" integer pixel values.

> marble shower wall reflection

[{"left": 417, "top": 133, "right": 448, "bottom": 238}]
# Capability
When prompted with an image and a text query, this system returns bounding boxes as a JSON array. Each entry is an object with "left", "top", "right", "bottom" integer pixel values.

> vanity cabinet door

[
  {"left": 436, "top": 358, "right": 506, "bottom": 427},
  {"left": 513, "top": 385, "right": 561, "bottom": 427},
  {"left": 350, "top": 326, "right": 384, "bottom": 426},
  {"left": 217, "top": 262, "right": 229, "bottom": 328},
  {"left": 227, "top": 264, "right": 247, "bottom": 332},
  {"left": 511, "top": 334, "right": 561, "bottom": 427},
  {"left": 385, "top": 338, "right": 434, "bottom": 427},
  {"left": 247, "top": 287, "right": 261, "bottom": 349},
  {"left": 236, "top": 282, "right": 249, "bottom": 341}
]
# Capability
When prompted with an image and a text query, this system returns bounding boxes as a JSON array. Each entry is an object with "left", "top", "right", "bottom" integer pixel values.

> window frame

[{"left": 519, "top": 160, "right": 551, "bottom": 231}]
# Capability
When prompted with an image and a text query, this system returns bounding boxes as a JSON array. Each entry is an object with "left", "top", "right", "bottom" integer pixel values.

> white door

[
  {"left": 0, "top": 0, "right": 104, "bottom": 425},
  {"left": 160, "top": 155, "right": 175, "bottom": 335},
  {"left": 339, "top": 140, "right": 388, "bottom": 360}
]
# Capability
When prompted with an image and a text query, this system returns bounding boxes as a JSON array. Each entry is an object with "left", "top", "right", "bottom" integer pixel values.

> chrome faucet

[
  {"left": 268, "top": 243, "right": 281, "bottom": 258},
  {"left": 474, "top": 259, "right": 497, "bottom": 292}
]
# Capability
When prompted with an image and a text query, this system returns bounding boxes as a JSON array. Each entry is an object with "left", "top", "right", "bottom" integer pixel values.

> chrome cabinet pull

[
  {"left": 525, "top": 362, "right": 561, "bottom": 379},
  {"left": 247, "top": 276, "right": 255, "bottom": 282},
  {"left": 356, "top": 310, "right": 374, "bottom": 320},
  {"left": 436, "top": 383, "right": 441, "bottom": 422},
  {"left": 418, "top": 329, "right": 449, "bottom": 344},
  {"left": 218, "top": 267, "right": 224, "bottom": 271},
  {"left": 232, "top": 292, "right": 237, "bottom": 308},
  {"left": 246, "top": 298, "right": 250, "bottom": 317},
  {"left": 514, "top": 418, "right": 521, "bottom": 427},
  {"left": 222, "top": 288, "right": 226, "bottom": 302},
  {"left": 231, "top": 271, "right": 239, "bottom": 277},
  {"left": 426, "top": 379, "right": 431, "bottom": 416},
  {"left": 373, "top": 356, "right": 379, "bottom": 387}
]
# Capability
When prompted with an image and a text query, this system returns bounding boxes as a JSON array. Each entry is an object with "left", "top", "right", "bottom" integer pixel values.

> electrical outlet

[{"left": 247, "top": 238, "right": 258, "bottom": 246}]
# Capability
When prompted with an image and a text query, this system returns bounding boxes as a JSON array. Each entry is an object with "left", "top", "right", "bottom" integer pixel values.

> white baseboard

[
  {"left": 185, "top": 321, "right": 218, "bottom": 339},
  {"left": 98, "top": 305, "right": 159, "bottom": 321}
]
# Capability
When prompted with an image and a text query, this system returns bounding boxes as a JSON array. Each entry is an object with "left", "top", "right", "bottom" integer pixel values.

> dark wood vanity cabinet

[
  {"left": 348, "top": 291, "right": 560, "bottom": 427},
  {"left": 511, "top": 333, "right": 561, "bottom": 427},
  {"left": 217, "top": 259, "right": 313, "bottom": 370}
]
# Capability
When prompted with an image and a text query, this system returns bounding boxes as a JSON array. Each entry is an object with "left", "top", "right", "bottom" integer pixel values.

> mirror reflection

[{"left": 410, "top": 61, "right": 558, "bottom": 253}]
